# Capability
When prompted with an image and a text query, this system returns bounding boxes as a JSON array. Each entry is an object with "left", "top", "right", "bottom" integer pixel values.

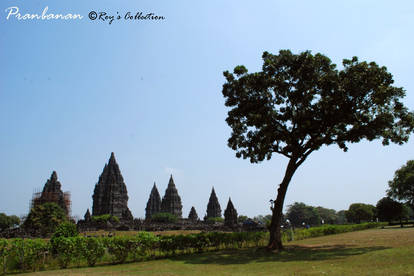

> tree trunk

[{"left": 268, "top": 158, "right": 299, "bottom": 251}]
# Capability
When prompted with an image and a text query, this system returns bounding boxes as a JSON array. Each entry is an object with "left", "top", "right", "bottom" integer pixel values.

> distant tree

[
  {"left": 376, "top": 197, "right": 403, "bottom": 222},
  {"left": 286, "top": 202, "right": 320, "bottom": 227},
  {"left": 315, "top": 206, "right": 338, "bottom": 224},
  {"left": 345, "top": 203, "right": 375, "bottom": 224},
  {"left": 387, "top": 160, "right": 414, "bottom": 208},
  {"left": 0, "top": 213, "right": 20, "bottom": 231},
  {"left": 222, "top": 49, "right": 414, "bottom": 250},
  {"left": 23, "top": 202, "right": 67, "bottom": 236},
  {"left": 238, "top": 215, "right": 249, "bottom": 223},
  {"left": 336, "top": 210, "right": 348, "bottom": 224},
  {"left": 253, "top": 215, "right": 273, "bottom": 228}
]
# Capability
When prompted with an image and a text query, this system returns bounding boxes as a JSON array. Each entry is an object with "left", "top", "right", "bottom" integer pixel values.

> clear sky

[{"left": 1, "top": 1, "right": 414, "bottom": 220}]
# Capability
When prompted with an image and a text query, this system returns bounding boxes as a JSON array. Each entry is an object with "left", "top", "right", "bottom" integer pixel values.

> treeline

[
  {"left": 0, "top": 222, "right": 382, "bottom": 274},
  {"left": 284, "top": 202, "right": 345, "bottom": 227},
  {"left": 281, "top": 199, "right": 414, "bottom": 228}
]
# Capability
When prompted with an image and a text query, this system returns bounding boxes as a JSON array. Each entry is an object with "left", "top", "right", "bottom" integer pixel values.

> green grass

[{"left": 17, "top": 227, "right": 414, "bottom": 275}]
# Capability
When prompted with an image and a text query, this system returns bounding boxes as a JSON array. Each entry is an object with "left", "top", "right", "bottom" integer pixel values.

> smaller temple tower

[
  {"left": 224, "top": 198, "right": 238, "bottom": 226},
  {"left": 84, "top": 209, "right": 91, "bottom": 222},
  {"left": 161, "top": 175, "right": 183, "bottom": 218},
  {"left": 188, "top": 206, "right": 199, "bottom": 221},
  {"left": 145, "top": 182, "right": 161, "bottom": 219},
  {"left": 31, "top": 171, "right": 71, "bottom": 217},
  {"left": 205, "top": 187, "right": 221, "bottom": 219}
]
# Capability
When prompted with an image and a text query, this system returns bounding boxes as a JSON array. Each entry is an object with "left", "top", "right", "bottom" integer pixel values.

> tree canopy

[
  {"left": 286, "top": 202, "right": 320, "bottom": 227},
  {"left": 376, "top": 197, "right": 403, "bottom": 222},
  {"left": 223, "top": 50, "right": 414, "bottom": 164},
  {"left": 345, "top": 203, "right": 376, "bottom": 224},
  {"left": 315, "top": 206, "right": 338, "bottom": 225},
  {"left": 222, "top": 49, "right": 414, "bottom": 250},
  {"left": 23, "top": 202, "right": 67, "bottom": 237},
  {"left": 388, "top": 160, "right": 414, "bottom": 207}
]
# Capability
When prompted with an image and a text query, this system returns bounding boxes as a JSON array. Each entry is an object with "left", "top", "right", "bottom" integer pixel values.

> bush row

[
  {"left": 0, "top": 231, "right": 266, "bottom": 274},
  {"left": 282, "top": 222, "right": 385, "bottom": 242}
]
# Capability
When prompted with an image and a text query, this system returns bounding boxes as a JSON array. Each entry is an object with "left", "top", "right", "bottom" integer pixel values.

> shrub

[
  {"left": 80, "top": 237, "right": 105, "bottom": 267},
  {"left": 131, "top": 232, "right": 159, "bottom": 259},
  {"left": 0, "top": 239, "right": 10, "bottom": 274},
  {"left": 150, "top": 213, "right": 178, "bottom": 223},
  {"left": 105, "top": 236, "right": 131, "bottom": 264},
  {"left": 50, "top": 222, "right": 78, "bottom": 256},
  {"left": 8, "top": 238, "right": 49, "bottom": 272},
  {"left": 91, "top": 214, "right": 120, "bottom": 224},
  {"left": 205, "top": 217, "right": 224, "bottom": 224},
  {"left": 52, "top": 222, "right": 78, "bottom": 239},
  {"left": 52, "top": 237, "right": 77, "bottom": 268}
]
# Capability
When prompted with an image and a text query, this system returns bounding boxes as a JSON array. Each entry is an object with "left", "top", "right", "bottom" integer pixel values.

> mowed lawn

[{"left": 20, "top": 227, "right": 414, "bottom": 276}]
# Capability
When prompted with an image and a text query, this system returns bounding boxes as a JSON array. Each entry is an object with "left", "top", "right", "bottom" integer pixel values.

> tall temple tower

[
  {"left": 145, "top": 182, "right": 161, "bottom": 219},
  {"left": 206, "top": 187, "right": 221, "bottom": 219},
  {"left": 161, "top": 175, "right": 183, "bottom": 218},
  {"left": 92, "top": 152, "right": 133, "bottom": 220}
]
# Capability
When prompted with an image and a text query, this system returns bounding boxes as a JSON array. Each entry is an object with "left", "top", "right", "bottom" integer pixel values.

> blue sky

[{"left": 1, "top": 1, "right": 414, "bottom": 220}]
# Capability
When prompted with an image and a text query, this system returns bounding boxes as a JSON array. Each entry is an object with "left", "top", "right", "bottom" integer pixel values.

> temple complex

[
  {"left": 205, "top": 187, "right": 221, "bottom": 219},
  {"left": 224, "top": 198, "right": 238, "bottom": 226},
  {"left": 92, "top": 152, "right": 133, "bottom": 220},
  {"left": 160, "top": 175, "right": 183, "bottom": 218},
  {"left": 188, "top": 206, "right": 199, "bottom": 221},
  {"left": 31, "top": 171, "right": 71, "bottom": 217},
  {"left": 145, "top": 182, "right": 161, "bottom": 219},
  {"left": 5, "top": 152, "right": 267, "bottom": 238}
]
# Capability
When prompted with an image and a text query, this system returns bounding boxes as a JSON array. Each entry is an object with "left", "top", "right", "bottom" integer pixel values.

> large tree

[
  {"left": 387, "top": 160, "right": 414, "bottom": 208},
  {"left": 222, "top": 49, "right": 414, "bottom": 250},
  {"left": 345, "top": 203, "right": 375, "bottom": 224},
  {"left": 315, "top": 206, "right": 338, "bottom": 225},
  {"left": 286, "top": 202, "right": 320, "bottom": 227},
  {"left": 23, "top": 202, "right": 67, "bottom": 237},
  {"left": 376, "top": 197, "right": 403, "bottom": 222}
]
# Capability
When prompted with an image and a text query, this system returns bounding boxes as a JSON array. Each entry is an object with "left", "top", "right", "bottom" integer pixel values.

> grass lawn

[{"left": 19, "top": 227, "right": 414, "bottom": 275}]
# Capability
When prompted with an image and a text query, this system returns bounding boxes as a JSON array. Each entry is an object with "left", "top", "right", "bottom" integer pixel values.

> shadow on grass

[{"left": 174, "top": 245, "right": 389, "bottom": 265}]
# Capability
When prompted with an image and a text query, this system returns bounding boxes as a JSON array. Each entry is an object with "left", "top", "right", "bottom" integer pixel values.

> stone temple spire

[
  {"left": 42, "top": 171, "right": 61, "bottom": 193},
  {"left": 34, "top": 171, "right": 70, "bottom": 216},
  {"left": 145, "top": 182, "right": 161, "bottom": 219},
  {"left": 224, "top": 197, "right": 238, "bottom": 226},
  {"left": 161, "top": 175, "right": 183, "bottom": 218},
  {"left": 92, "top": 152, "right": 133, "bottom": 220},
  {"left": 188, "top": 206, "right": 199, "bottom": 221},
  {"left": 206, "top": 187, "right": 221, "bottom": 219},
  {"left": 84, "top": 209, "right": 91, "bottom": 222}
]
